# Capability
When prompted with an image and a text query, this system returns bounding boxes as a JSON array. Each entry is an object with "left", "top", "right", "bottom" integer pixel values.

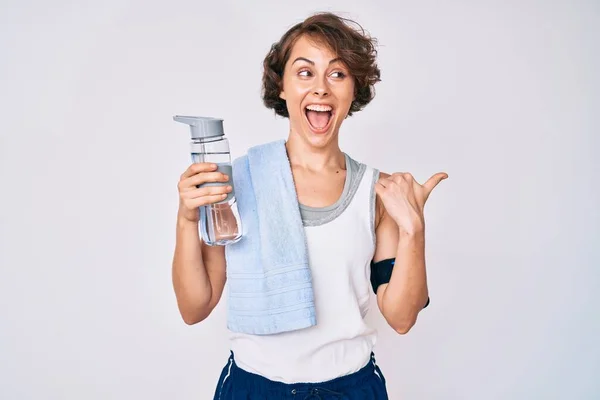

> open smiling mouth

[{"left": 304, "top": 104, "right": 335, "bottom": 133}]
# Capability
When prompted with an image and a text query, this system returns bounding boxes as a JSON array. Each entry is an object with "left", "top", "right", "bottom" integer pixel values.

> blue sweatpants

[{"left": 213, "top": 352, "right": 389, "bottom": 399}]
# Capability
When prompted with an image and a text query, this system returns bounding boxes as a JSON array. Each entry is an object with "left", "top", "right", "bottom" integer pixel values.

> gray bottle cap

[{"left": 173, "top": 115, "right": 224, "bottom": 139}]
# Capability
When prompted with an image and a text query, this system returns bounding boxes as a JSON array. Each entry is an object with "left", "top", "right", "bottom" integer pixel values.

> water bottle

[{"left": 173, "top": 115, "right": 243, "bottom": 246}]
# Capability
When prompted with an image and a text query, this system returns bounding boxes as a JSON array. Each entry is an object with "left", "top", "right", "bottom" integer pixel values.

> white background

[{"left": 1, "top": 0, "right": 598, "bottom": 399}]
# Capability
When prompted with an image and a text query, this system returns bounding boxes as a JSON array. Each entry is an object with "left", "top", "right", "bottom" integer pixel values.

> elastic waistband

[{"left": 224, "top": 351, "right": 381, "bottom": 396}]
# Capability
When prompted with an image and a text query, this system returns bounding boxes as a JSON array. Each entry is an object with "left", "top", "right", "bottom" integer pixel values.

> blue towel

[{"left": 224, "top": 139, "right": 316, "bottom": 335}]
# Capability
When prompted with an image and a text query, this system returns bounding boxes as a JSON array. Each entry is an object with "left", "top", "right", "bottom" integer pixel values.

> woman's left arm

[{"left": 373, "top": 171, "right": 448, "bottom": 334}]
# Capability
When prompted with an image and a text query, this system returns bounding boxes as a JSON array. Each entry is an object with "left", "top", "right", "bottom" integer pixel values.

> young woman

[{"left": 173, "top": 12, "right": 447, "bottom": 399}]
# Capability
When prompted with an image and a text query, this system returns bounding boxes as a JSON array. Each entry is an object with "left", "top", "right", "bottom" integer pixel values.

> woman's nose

[{"left": 312, "top": 75, "right": 330, "bottom": 97}]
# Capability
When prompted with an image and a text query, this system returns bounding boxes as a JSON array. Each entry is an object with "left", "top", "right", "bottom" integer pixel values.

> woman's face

[{"left": 279, "top": 35, "right": 355, "bottom": 147}]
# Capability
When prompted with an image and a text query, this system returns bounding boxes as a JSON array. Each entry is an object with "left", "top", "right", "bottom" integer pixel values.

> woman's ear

[{"left": 279, "top": 90, "right": 286, "bottom": 100}]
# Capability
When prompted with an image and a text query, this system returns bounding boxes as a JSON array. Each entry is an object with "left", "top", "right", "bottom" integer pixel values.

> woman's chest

[
  {"left": 303, "top": 214, "right": 375, "bottom": 303},
  {"left": 303, "top": 208, "right": 375, "bottom": 270},
  {"left": 293, "top": 169, "right": 347, "bottom": 208}
]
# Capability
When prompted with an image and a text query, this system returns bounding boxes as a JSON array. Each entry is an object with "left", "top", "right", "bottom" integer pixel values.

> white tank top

[{"left": 228, "top": 157, "right": 380, "bottom": 383}]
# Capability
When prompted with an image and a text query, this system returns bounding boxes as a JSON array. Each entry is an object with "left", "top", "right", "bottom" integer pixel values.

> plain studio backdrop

[{"left": 1, "top": 0, "right": 598, "bottom": 399}]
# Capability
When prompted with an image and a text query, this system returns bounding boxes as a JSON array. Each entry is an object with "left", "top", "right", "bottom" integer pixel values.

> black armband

[
  {"left": 370, "top": 258, "right": 395, "bottom": 294},
  {"left": 370, "top": 258, "right": 430, "bottom": 309}
]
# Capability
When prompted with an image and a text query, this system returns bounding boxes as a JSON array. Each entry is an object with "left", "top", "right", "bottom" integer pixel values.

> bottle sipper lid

[{"left": 173, "top": 116, "right": 224, "bottom": 139}]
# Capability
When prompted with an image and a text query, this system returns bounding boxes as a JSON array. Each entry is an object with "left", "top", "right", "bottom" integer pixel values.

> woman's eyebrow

[{"left": 292, "top": 57, "right": 343, "bottom": 65}]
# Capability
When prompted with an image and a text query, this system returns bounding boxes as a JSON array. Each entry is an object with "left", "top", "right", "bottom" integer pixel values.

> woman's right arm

[{"left": 172, "top": 163, "right": 231, "bottom": 325}]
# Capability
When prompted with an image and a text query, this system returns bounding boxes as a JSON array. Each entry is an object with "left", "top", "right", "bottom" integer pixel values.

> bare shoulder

[
  {"left": 375, "top": 171, "right": 392, "bottom": 229},
  {"left": 373, "top": 170, "right": 399, "bottom": 263}
]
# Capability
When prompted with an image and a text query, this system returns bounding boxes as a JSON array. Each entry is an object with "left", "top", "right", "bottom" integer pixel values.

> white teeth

[{"left": 305, "top": 104, "right": 333, "bottom": 112}]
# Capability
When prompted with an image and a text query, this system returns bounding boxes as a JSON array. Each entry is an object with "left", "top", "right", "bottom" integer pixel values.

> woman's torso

[{"left": 228, "top": 153, "right": 381, "bottom": 383}]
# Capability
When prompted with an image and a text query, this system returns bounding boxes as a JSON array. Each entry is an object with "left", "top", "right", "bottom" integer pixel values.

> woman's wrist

[{"left": 177, "top": 211, "right": 199, "bottom": 228}]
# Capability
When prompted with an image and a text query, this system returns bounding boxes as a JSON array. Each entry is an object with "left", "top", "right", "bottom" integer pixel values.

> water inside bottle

[
  {"left": 199, "top": 196, "right": 242, "bottom": 246},
  {"left": 192, "top": 152, "right": 242, "bottom": 246}
]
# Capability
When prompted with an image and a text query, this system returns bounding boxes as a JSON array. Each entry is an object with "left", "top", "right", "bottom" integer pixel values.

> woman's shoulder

[
  {"left": 344, "top": 152, "right": 389, "bottom": 228},
  {"left": 374, "top": 170, "right": 391, "bottom": 229}
]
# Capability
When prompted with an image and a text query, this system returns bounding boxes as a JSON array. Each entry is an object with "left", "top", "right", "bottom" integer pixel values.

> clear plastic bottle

[{"left": 174, "top": 115, "right": 242, "bottom": 246}]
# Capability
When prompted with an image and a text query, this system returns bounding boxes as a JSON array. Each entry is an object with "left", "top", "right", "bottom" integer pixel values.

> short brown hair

[{"left": 262, "top": 12, "right": 381, "bottom": 118}]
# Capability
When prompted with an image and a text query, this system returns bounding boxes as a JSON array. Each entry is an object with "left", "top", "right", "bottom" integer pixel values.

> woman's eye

[{"left": 297, "top": 70, "right": 346, "bottom": 78}]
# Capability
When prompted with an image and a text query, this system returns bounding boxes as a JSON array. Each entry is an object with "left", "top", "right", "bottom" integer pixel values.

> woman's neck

[{"left": 284, "top": 132, "right": 345, "bottom": 172}]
